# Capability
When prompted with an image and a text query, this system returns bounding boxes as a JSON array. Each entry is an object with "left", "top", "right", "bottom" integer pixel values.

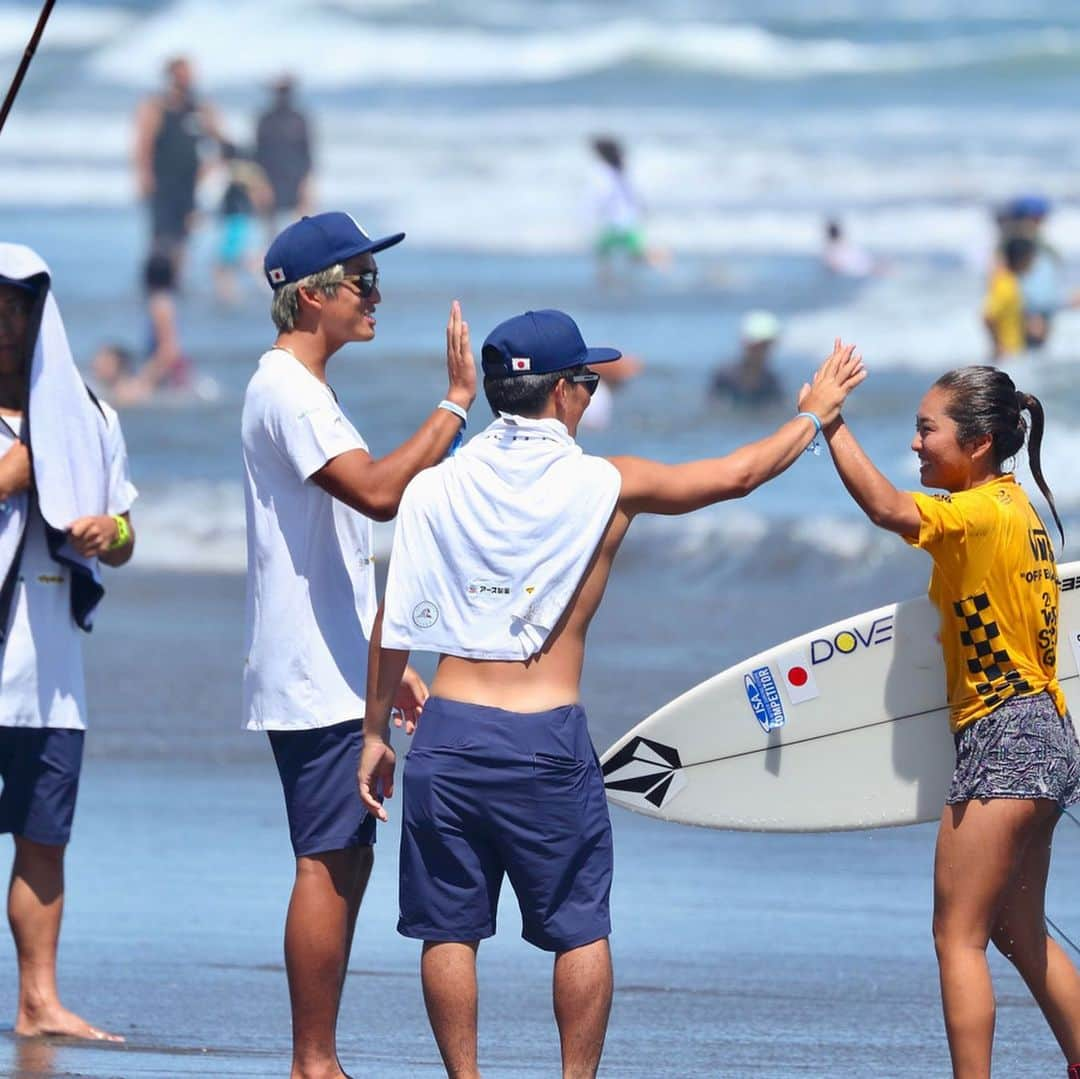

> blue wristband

[
  {"left": 438, "top": 399, "right": 468, "bottom": 427},
  {"left": 796, "top": 411, "right": 823, "bottom": 456}
]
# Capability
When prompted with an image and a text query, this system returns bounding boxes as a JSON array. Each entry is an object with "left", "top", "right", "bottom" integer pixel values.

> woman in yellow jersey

[{"left": 808, "top": 353, "right": 1080, "bottom": 1079}]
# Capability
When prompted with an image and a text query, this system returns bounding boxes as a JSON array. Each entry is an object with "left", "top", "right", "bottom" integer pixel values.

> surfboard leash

[
  {"left": 1048, "top": 915, "right": 1080, "bottom": 959},
  {"left": 1045, "top": 810, "right": 1080, "bottom": 957}
]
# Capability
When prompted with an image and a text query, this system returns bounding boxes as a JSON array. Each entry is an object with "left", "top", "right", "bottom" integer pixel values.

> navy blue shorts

[
  {"left": 0, "top": 727, "right": 84, "bottom": 846},
  {"left": 268, "top": 719, "right": 377, "bottom": 857},
  {"left": 398, "top": 697, "right": 613, "bottom": 953}
]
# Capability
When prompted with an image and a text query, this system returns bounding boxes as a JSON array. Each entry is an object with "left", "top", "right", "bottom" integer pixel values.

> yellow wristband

[{"left": 108, "top": 514, "right": 131, "bottom": 550}]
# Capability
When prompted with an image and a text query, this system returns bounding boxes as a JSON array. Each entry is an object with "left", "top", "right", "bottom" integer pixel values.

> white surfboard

[{"left": 601, "top": 561, "right": 1080, "bottom": 832}]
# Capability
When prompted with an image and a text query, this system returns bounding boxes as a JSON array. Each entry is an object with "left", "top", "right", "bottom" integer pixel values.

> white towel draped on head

[
  {"left": 382, "top": 414, "right": 621, "bottom": 660},
  {"left": 0, "top": 244, "right": 111, "bottom": 631}
]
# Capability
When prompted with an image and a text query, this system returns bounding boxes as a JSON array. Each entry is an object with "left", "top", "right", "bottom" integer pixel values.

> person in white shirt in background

[
  {"left": 242, "top": 212, "right": 475, "bottom": 1079},
  {"left": 823, "top": 218, "right": 879, "bottom": 279},
  {"left": 0, "top": 245, "right": 136, "bottom": 1043},
  {"left": 587, "top": 136, "right": 670, "bottom": 287}
]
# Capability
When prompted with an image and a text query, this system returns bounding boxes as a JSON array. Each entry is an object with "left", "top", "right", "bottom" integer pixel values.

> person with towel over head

[
  {"left": 358, "top": 309, "right": 865, "bottom": 1078},
  {"left": 0, "top": 244, "right": 136, "bottom": 1042}
]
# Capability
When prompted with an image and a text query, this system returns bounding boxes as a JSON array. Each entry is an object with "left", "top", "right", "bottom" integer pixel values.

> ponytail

[{"left": 1016, "top": 390, "right": 1064, "bottom": 548}]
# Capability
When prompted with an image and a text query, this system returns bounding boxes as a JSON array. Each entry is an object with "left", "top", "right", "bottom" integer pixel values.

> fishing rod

[{"left": 0, "top": 0, "right": 56, "bottom": 137}]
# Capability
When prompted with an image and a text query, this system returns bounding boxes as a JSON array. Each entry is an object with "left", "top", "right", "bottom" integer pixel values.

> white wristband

[{"left": 438, "top": 399, "right": 468, "bottom": 427}]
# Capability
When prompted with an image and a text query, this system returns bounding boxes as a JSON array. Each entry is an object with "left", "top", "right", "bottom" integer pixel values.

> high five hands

[{"left": 798, "top": 338, "right": 866, "bottom": 431}]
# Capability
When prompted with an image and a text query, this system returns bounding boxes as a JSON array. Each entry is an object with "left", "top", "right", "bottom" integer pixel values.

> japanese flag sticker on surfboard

[{"left": 777, "top": 649, "right": 819, "bottom": 704}]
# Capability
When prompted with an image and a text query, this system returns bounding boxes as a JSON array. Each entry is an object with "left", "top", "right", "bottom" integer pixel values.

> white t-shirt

[
  {"left": 241, "top": 349, "right": 377, "bottom": 731},
  {"left": 589, "top": 162, "right": 640, "bottom": 231},
  {"left": 0, "top": 404, "right": 137, "bottom": 729}
]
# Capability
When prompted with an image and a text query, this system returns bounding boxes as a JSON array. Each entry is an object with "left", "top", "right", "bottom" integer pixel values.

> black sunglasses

[
  {"left": 340, "top": 269, "right": 379, "bottom": 297},
  {"left": 564, "top": 371, "right": 600, "bottom": 397}
]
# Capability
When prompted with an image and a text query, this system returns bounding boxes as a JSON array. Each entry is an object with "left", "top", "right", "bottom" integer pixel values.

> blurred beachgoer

[
  {"left": 359, "top": 312, "right": 864, "bottom": 1079},
  {"left": 984, "top": 235, "right": 1036, "bottom": 362},
  {"left": 242, "top": 212, "right": 476, "bottom": 1079},
  {"left": 710, "top": 310, "right": 783, "bottom": 407},
  {"left": 89, "top": 343, "right": 145, "bottom": 408},
  {"left": 816, "top": 359, "right": 1080, "bottom": 1079},
  {"left": 133, "top": 56, "right": 223, "bottom": 269},
  {"left": 587, "top": 136, "right": 669, "bottom": 286},
  {"left": 255, "top": 76, "right": 313, "bottom": 236},
  {"left": 823, "top": 219, "right": 877, "bottom": 279},
  {"left": 140, "top": 249, "right": 194, "bottom": 393},
  {"left": 0, "top": 244, "right": 136, "bottom": 1043},
  {"left": 215, "top": 142, "right": 273, "bottom": 305},
  {"left": 577, "top": 353, "right": 644, "bottom": 432},
  {"left": 88, "top": 254, "right": 197, "bottom": 408},
  {"left": 998, "top": 195, "right": 1068, "bottom": 350}
]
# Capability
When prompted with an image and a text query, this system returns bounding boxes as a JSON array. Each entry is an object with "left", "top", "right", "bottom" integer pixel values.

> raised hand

[
  {"left": 798, "top": 337, "right": 866, "bottom": 428},
  {"left": 445, "top": 300, "right": 477, "bottom": 412}
]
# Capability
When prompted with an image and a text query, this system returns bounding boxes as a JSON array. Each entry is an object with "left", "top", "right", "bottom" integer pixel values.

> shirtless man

[{"left": 359, "top": 308, "right": 864, "bottom": 1078}]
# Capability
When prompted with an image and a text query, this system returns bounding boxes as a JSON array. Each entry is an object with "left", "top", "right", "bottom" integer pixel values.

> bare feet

[{"left": 15, "top": 1002, "right": 124, "bottom": 1042}]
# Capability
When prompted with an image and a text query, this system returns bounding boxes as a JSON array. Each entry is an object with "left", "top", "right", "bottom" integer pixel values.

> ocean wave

[
  {"left": 4, "top": 100, "right": 1080, "bottom": 269},
  {"left": 0, "top": 6, "right": 134, "bottom": 55},
  {"left": 783, "top": 262, "right": 1080, "bottom": 373},
  {"left": 81, "top": 4, "right": 1080, "bottom": 89}
]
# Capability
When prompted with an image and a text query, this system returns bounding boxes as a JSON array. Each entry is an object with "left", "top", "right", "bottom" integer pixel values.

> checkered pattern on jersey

[{"left": 953, "top": 592, "right": 1031, "bottom": 709}]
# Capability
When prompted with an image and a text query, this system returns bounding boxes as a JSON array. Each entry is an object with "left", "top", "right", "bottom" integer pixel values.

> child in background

[
  {"left": 983, "top": 235, "right": 1036, "bottom": 362},
  {"left": 215, "top": 142, "right": 272, "bottom": 305}
]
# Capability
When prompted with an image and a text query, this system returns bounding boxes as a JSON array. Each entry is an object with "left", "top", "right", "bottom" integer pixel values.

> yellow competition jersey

[{"left": 905, "top": 475, "right": 1065, "bottom": 733}]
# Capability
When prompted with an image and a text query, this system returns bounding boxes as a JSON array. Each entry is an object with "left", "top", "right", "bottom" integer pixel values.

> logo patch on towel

[
  {"left": 412, "top": 601, "right": 439, "bottom": 629},
  {"left": 466, "top": 578, "right": 511, "bottom": 604}
]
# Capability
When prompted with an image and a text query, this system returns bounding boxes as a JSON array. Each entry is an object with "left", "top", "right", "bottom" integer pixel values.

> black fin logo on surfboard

[{"left": 602, "top": 737, "right": 684, "bottom": 810}]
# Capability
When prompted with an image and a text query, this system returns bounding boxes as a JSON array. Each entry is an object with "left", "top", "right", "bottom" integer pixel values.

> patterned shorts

[{"left": 947, "top": 691, "right": 1080, "bottom": 807}]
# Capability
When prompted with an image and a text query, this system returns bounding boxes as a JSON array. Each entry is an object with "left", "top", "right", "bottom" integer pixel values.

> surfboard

[{"left": 601, "top": 561, "right": 1080, "bottom": 832}]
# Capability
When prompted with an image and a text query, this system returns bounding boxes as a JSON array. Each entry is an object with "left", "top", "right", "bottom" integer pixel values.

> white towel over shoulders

[
  {"left": 383, "top": 414, "right": 621, "bottom": 660},
  {"left": 0, "top": 245, "right": 111, "bottom": 631}
]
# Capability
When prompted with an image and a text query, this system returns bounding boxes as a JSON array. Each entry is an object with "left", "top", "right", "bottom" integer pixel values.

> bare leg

[
  {"left": 284, "top": 846, "right": 373, "bottom": 1079},
  {"left": 933, "top": 798, "right": 1059, "bottom": 1079},
  {"left": 552, "top": 938, "right": 612, "bottom": 1079},
  {"left": 991, "top": 810, "right": 1080, "bottom": 1062},
  {"left": 421, "top": 941, "right": 480, "bottom": 1079},
  {"left": 9, "top": 836, "right": 122, "bottom": 1040}
]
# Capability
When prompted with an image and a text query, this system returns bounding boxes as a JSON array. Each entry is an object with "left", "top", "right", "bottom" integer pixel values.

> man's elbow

[{"left": 355, "top": 491, "right": 398, "bottom": 523}]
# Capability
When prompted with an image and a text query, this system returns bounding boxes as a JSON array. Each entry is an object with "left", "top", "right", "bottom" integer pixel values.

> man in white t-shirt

[
  {"left": 243, "top": 211, "right": 475, "bottom": 1079},
  {"left": 0, "top": 265, "right": 136, "bottom": 1043}
]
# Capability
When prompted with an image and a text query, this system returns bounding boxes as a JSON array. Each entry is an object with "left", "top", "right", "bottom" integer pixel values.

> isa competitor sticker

[{"left": 744, "top": 666, "right": 786, "bottom": 733}]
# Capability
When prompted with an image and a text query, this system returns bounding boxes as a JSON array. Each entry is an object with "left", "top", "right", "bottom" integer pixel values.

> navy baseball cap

[
  {"left": 264, "top": 212, "right": 405, "bottom": 289},
  {"left": 1004, "top": 194, "right": 1050, "bottom": 220},
  {"left": 481, "top": 309, "right": 621, "bottom": 377}
]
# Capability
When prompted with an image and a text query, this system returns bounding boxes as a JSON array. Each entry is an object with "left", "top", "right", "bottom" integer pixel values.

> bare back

[{"left": 430, "top": 501, "right": 634, "bottom": 712}]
